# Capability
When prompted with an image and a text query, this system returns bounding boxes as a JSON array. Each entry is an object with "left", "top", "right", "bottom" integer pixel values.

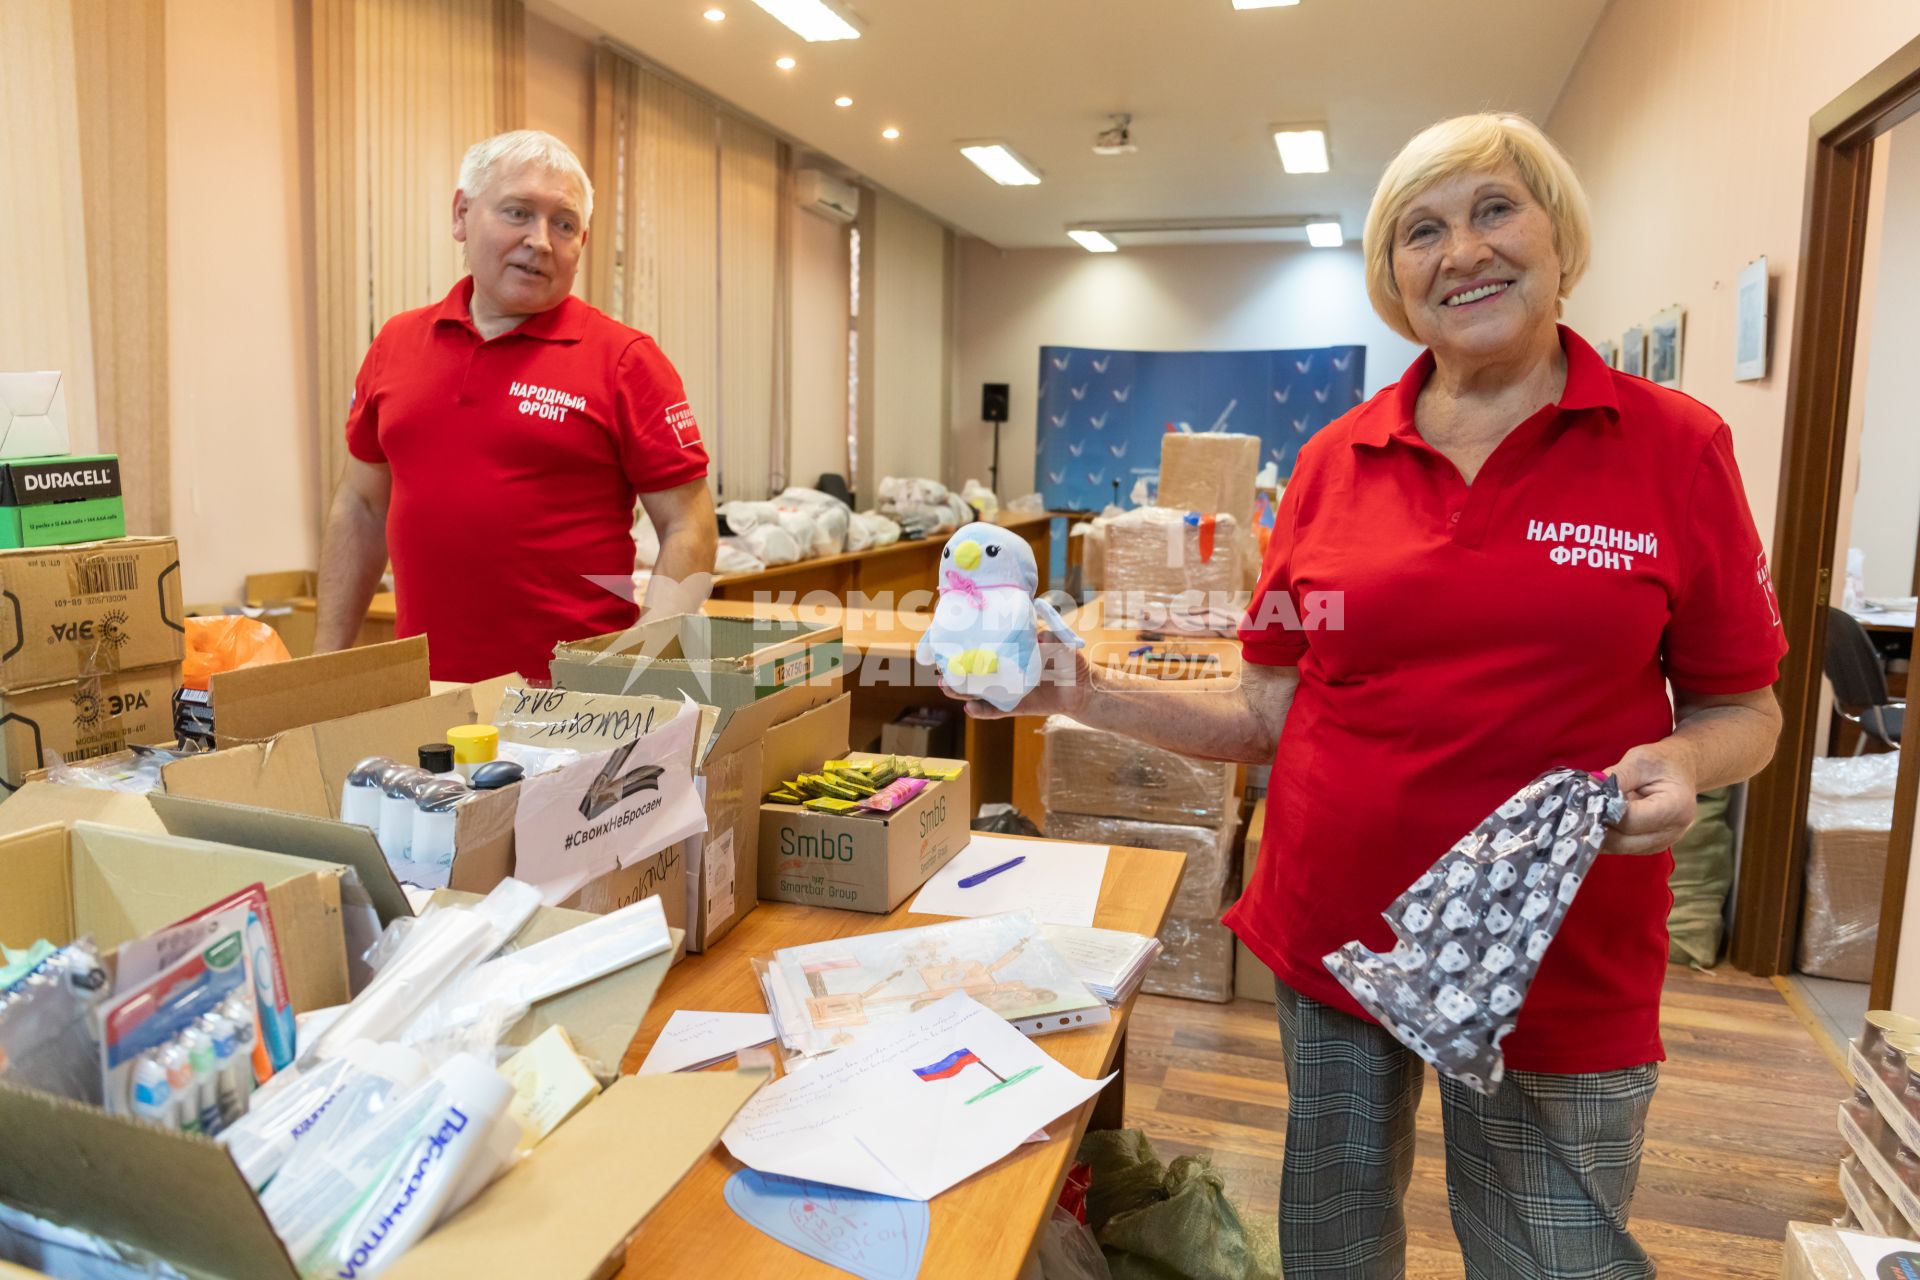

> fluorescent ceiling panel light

[
  {"left": 1272, "top": 127, "right": 1329, "bottom": 174},
  {"left": 775, "top": 55, "right": 797, "bottom": 69},
  {"left": 1067, "top": 230, "right": 1118, "bottom": 253},
  {"left": 703, "top": 8, "right": 726, "bottom": 21},
  {"left": 881, "top": 126, "right": 900, "bottom": 140},
  {"left": 1305, "top": 221, "right": 1343, "bottom": 247},
  {"left": 834, "top": 95, "right": 853, "bottom": 107},
  {"left": 750, "top": 0, "right": 861, "bottom": 41},
  {"left": 1233, "top": 0, "right": 1300, "bottom": 7},
  {"left": 959, "top": 143, "right": 1042, "bottom": 186}
]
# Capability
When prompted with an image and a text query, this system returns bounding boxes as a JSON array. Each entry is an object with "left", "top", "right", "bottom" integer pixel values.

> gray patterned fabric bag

[{"left": 1323, "top": 767, "right": 1626, "bottom": 1095}]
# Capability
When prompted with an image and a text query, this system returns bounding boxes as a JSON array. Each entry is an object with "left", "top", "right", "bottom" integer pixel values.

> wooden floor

[{"left": 1123, "top": 965, "right": 1848, "bottom": 1279}]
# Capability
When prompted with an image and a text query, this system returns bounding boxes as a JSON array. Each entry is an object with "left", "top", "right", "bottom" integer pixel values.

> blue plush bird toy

[{"left": 916, "top": 521, "right": 1084, "bottom": 712}]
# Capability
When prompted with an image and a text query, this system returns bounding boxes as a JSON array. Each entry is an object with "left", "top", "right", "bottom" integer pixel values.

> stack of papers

[
  {"left": 723, "top": 991, "right": 1110, "bottom": 1200},
  {"left": 1040, "top": 925, "right": 1162, "bottom": 1004},
  {"left": 755, "top": 913, "right": 1109, "bottom": 1058}
]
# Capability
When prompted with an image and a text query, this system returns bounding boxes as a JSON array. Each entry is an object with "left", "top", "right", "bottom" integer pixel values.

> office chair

[{"left": 1825, "top": 605, "right": 1905, "bottom": 751}]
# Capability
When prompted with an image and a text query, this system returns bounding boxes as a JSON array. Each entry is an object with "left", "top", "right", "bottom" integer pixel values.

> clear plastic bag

[
  {"left": 0, "top": 939, "right": 110, "bottom": 1105},
  {"left": 1808, "top": 751, "right": 1901, "bottom": 831}
]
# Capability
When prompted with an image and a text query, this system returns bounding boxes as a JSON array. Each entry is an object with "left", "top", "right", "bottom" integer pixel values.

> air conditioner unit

[{"left": 796, "top": 170, "right": 859, "bottom": 223}]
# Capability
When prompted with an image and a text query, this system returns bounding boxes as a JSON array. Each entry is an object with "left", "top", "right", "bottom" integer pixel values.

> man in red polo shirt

[{"left": 314, "top": 130, "right": 716, "bottom": 682}]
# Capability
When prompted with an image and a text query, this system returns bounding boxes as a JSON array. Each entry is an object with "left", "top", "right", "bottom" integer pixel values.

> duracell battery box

[
  {"left": 0, "top": 454, "right": 127, "bottom": 549},
  {"left": 0, "top": 536, "right": 185, "bottom": 692}
]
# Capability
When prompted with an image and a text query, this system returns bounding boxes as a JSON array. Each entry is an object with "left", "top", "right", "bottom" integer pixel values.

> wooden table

[
  {"left": 614, "top": 837, "right": 1185, "bottom": 1279},
  {"left": 710, "top": 510, "right": 1057, "bottom": 606}
]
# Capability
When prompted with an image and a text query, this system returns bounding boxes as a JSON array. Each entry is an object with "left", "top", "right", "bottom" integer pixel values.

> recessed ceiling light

[
  {"left": 750, "top": 0, "right": 861, "bottom": 41},
  {"left": 703, "top": 7, "right": 726, "bottom": 21},
  {"left": 1232, "top": 0, "right": 1300, "bottom": 8},
  {"left": 959, "top": 143, "right": 1042, "bottom": 186},
  {"left": 775, "top": 55, "right": 797, "bottom": 70},
  {"left": 1067, "top": 230, "right": 1118, "bottom": 253},
  {"left": 1272, "top": 125, "right": 1330, "bottom": 174},
  {"left": 1305, "top": 221, "right": 1343, "bottom": 248},
  {"left": 834, "top": 95, "right": 853, "bottom": 107},
  {"left": 881, "top": 126, "right": 900, "bottom": 140}
]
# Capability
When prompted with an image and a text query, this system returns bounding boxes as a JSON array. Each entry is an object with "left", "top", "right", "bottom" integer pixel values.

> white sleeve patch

[{"left": 664, "top": 400, "right": 701, "bottom": 449}]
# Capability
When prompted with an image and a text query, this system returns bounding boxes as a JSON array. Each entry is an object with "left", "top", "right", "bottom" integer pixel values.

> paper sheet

[
  {"left": 638, "top": 1010, "right": 777, "bottom": 1075},
  {"left": 910, "top": 835, "right": 1108, "bottom": 927},
  {"left": 1838, "top": 1229, "right": 1920, "bottom": 1276},
  {"left": 722, "top": 992, "right": 1108, "bottom": 1201}
]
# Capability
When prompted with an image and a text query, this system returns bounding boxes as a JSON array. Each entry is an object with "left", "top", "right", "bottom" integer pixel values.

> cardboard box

[
  {"left": 1042, "top": 808, "right": 1239, "bottom": 917},
  {"left": 1141, "top": 894, "right": 1237, "bottom": 1002},
  {"left": 0, "top": 536, "right": 185, "bottom": 692},
  {"left": 0, "top": 663, "right": 180, "bottom": 793},
  {"left": 157, "top": 657, "right": 709, "bottom": 920},
  {"left": 1234, "top": 799, "right": 1273, "bottom": 1002},
  {"left": 550, "top": 612, "right": 844, "bottom": 714},
  {"left": 1158, "top": 432, "right": 1262, "bottom": 590},
  {"left": 0, "top": 371, "right": 70, "bottom": 458},
  {"left": 758, "top": 696, "right": 971, "bottom": 913},
  {"left": 0, "top": 817, "right": 354, "bottom": 1012},
  {"left": 1797, "top": 823, "right": 1887, "bottom": 981},
  {"left": 0, "top": 492, "right": 126, "bottom": 549},
  {"left": 1101, "top": 507, "right": 1244, "bottom": 633},
  {"left": 0, "top": 800, "right": 762, "bottom": 1280},
  {"left": 1039, "top": 714, "right": 1239, "bottom": 828},
  {"left": 0, "top": 454, "right": 121, "bottom": 506},
  {"left": 881, "top": 705, "right": 959, "bottom": 759}
]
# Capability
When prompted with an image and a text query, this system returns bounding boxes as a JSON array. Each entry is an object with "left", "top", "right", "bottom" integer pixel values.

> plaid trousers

[{"left": 1273, "top": 982, "right": 1658, "bottom": 1280}]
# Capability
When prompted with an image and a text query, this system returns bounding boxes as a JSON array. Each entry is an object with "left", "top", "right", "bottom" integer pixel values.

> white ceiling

[{"left": 544, "top": 0, "right": 1610, "bottom": 250}]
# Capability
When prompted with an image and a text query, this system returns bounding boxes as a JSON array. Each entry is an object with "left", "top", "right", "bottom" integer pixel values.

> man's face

[{"left": 452, "top": 163, "right": 587, "bottom": 319}]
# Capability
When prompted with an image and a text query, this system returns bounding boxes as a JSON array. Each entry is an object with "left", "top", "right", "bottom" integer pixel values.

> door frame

[{"left": 1729, "top": 32, "right": 1920, "bottom": 1003}]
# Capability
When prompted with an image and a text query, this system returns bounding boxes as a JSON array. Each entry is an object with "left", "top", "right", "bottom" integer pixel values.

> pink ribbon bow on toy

[{"left": 944, "top": 570, "right": 1024, "bottom": 607}]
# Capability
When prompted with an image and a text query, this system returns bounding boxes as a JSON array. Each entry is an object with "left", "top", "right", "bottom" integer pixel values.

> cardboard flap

[
  {"left": 0, "top": 780, "right": 166, "bottom": 836},
  {"left": 0, "top": 823, "right": 75, "bottom": 946},
  {"left": 147, "top": 793, "right": 414, "bottom": 926},
  {"left": 705, "top": 675, "right": 839, "bottom": 757},
  {"left": 760, "top": 694, "right": 852, "bottom": 791},
  {"left": 308, "top": 688, "right": 482, "bottom": 806},
  {"left": 0, "top": 1082, "right": 299, "bottom": 1280},
  {"left": 385, "top": 1069, "right": 765, "bottom": 1280},
  {"left": 209, "top": 635, "right": 430, "bottom": 748},
  {"left": 161, "top": 732, "right": 333, "bottom": 818}
]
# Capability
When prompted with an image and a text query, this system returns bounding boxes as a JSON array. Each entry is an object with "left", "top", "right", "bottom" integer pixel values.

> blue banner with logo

[{"left": 1034, "top": 344, "right": 1365, "bottom": 513}]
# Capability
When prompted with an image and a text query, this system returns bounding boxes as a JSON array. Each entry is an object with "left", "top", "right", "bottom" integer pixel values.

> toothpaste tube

[{"left": 857, "top": 776, "right": 930, "bottom": 813}]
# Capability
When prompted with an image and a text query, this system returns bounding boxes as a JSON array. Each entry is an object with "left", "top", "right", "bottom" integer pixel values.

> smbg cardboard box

[
  {"left": 0, "top": 536, "right": 184, "bottom": 692},
  {"left": 0, "top": 818, "right": 355, "bottom": 1013},
  {"left": 550, "top": 612, "right": 843, "bottom": 713},
  {"left": 758, "top": 695, "right": 971, "bottom": 913},
  {"left": 0, "top": 454, "right": 126, "bottom": 549},
  {"left": 0, "top": 662, "right": 180, "bottom": 792},
  {"left": 0, "top": 801, "right": 763, "bottom": 1280}
]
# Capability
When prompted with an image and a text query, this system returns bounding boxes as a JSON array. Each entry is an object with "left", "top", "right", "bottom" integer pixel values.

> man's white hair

[{"left": 457, "top": 130, "right": 594, "bottom": 226}]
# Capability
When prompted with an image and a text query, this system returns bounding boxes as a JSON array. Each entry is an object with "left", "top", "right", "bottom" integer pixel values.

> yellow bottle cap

[{"left": 447, "top": 724, "right": 500, "bottom": 763}]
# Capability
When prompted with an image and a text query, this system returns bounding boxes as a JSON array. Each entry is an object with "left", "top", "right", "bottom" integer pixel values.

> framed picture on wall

[
  {"left": 1735, "top": 256, "right": 1768, "bottom": 381},
  {"left": 1594, "top": 338, "right": 1618, "bottom": 368},
  {"left": 1621, "top": 325, "right": 1646, "bottom": 377},
  {"left": 1647, "top": 306, "right": 1685, "bottom": 388}
]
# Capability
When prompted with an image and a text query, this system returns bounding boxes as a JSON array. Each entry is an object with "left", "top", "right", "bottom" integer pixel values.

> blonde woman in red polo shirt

[{"left": 958, "top": 114, "right": 1784, "bottom": 1277}]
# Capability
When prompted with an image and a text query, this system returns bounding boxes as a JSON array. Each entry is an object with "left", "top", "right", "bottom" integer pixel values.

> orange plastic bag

[{"left": 182, "top": 615, "right": 292, "bottom": 691}]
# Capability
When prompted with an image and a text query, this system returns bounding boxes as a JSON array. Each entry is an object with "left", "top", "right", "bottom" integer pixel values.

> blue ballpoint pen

[{"left": 958, "top": 855, "right": 1026, "bottom": 888}]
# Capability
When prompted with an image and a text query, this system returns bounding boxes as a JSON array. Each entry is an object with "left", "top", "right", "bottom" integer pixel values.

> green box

[{"left": 0, "top": 494, "right": 127, "bottom": 549}]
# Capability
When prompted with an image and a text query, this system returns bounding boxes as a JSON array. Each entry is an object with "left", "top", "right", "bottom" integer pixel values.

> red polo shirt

[
  {"left": 1229, "top": 327, "right": 1785, "bottom": 1074},
  {"left": 345, "top": 278, "right": 709, "bottom": 682}
]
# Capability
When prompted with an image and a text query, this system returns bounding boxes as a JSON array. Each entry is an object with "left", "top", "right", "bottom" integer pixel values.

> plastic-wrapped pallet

[
  {"left": 1799, "top": 753, "right": 1900, "bottom": 980},
  {"left": 1101, "top": 506, "right": 1244, "bottom": 633},
  {"left": 1043, "top": 809, "right": 1240, "bottom": 1003},
  {"left": 1040, "top": 715, "right": 1238, "bottom": 828},
  {"left": 1158, "top": 432, "right": 1262, "bottom": 591}
]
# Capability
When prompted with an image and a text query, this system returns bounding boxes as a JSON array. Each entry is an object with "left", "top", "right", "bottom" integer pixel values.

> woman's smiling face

[{"left": 1391, "top": 163, "right": 1562, "bottom": 361}]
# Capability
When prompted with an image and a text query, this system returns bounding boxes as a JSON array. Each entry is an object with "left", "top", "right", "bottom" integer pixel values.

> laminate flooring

[{"left": 1122, "top": 965, "right": 1847, "bottom": 1279}]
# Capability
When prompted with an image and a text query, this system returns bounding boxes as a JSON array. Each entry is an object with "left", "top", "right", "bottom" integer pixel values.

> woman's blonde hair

[{"left": 1362, "top": 113, "right": 1591, "bottom": 342}]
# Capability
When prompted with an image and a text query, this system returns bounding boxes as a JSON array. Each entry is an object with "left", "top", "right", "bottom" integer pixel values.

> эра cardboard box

[
  {"left": 0, "top": 536, "right": 184, "bottom": 692},
  {"left": 758, "top": 695, "right": 971, "bottom": 913},
  {"left": 156, "top": 640, "right": 705, "bottom": 922},
  {"left": 550, "top": 612, "right": 843, "bottom": 715},
  {"left": 0, "top": 663, "right": 180, "bottom": 793},
  {"left": 0, "top": 801, "right": 764, "bottom": 1280}
]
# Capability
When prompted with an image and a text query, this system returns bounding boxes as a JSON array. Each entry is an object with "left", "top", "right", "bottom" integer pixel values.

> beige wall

[
  {"left": 859, "top": 189, "right": 949, "bottom": 502},
  {"left": 789, "top": 205, "right": 851, "bottom": 491},
  {"left": 524, "top": 10, "right": 595, "bottom": 300},
  {"left": 1850, "top": 120, "right": 1920, "bottom": 600},
  {"left": 951, "top": 238, "right": 1423, "bottom": 499},
  {"left": 1547, "top": 0, "right": 1920, "bottom": 548},
  {"left": 165, "top": 0, "right": 319, "bottom": 603}
]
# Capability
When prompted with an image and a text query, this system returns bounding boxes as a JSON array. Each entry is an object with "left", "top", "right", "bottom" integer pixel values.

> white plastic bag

[
  {"left": 961, "top": 479, "right": 1000, "bottom": 519},
  {"left": 1008, "top": 492, "right": 1046, "bottom": 515},
  {"left": 715, "top": 538, "right": 766, "bottom": 575},
  {"left": 1808, "top": 751, "right": 1902, "bottom": 831},
  {"left": 739, "top": 522, "right": 802, "bottom": 566}
]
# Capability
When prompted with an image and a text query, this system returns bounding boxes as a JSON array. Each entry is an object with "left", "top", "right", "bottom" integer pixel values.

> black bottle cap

[{"left": 419, "top": 743, "right": 455, "bottom": 773}]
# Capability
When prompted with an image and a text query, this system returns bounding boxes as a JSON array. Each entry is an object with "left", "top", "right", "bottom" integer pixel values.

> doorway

[{"left": 1730, "top": 33, "right": 1920, "bottom": 1020}]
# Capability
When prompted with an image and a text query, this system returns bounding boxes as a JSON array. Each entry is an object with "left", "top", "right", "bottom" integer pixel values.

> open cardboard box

[
  {"left": 757, "top": 694, "right": 972, "bottom": 913},
  {"left": 155, "top": 649, "right": 714, "bottom": 920},
  {"left": 0, "top": 803, "right": 763, "bottom": 1280},
  {"left": 549, "top": 612, "right": 843, "bottom": 714}
]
